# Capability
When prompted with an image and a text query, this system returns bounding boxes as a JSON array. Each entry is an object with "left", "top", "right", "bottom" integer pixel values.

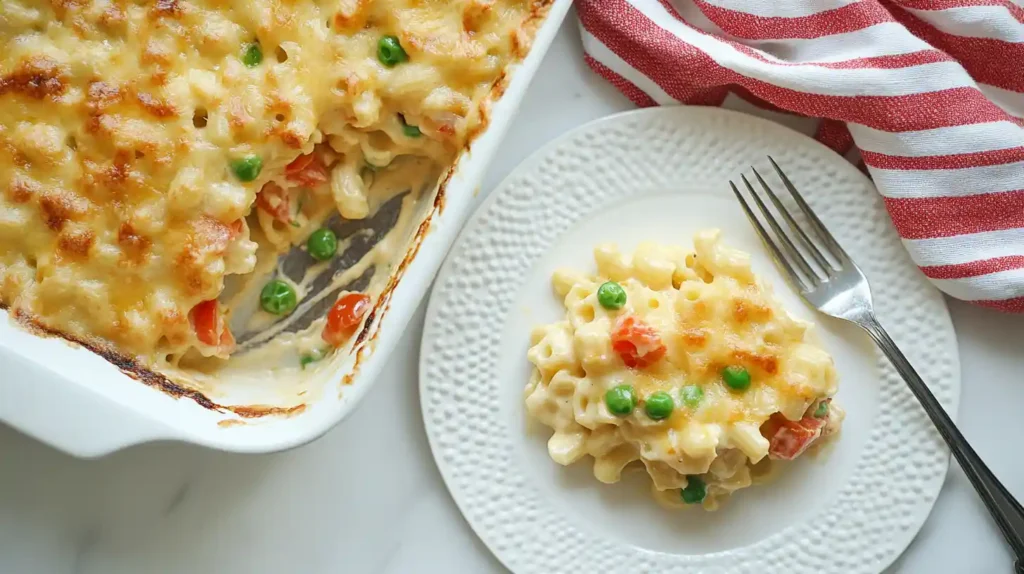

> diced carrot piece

[
  {"left": 192, "top": 299, "right": 220, "bottom": 346},
  {"left": 611, "top": 315, "right": 666, "bottom": 369},
  {"left": 255, "top": 182, "right": 292, "bottom": 223},
  {"left": 191, "top": 299, "right": 234, "bottom": 354},
  {"left": 285, "top": 153, "right": 329, "bottom": 187},
  {"left": 322, "top": 293, "right": 371, "bottom": 347},
  {"left": 761, "top": 412, "right": 827, "bottom": 460}
]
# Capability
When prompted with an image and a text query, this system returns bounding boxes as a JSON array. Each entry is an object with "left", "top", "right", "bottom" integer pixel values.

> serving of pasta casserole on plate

[
  {"left": 526, "top": 230, "right": 844, "bottom": 509},
  {"left": 0, "top": 0, "right": 550, "bottom": 409}
]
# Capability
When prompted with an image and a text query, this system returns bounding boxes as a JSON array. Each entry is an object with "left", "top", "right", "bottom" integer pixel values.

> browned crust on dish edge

[
  {"left": 1, "top": 0, "right": 557, "bottom": 421},
  {"left": 7, "top": 305, "right": 309, "bottom": 418},
  {"left": 8, "top": 306, "right": 220, "bottom": 410}
]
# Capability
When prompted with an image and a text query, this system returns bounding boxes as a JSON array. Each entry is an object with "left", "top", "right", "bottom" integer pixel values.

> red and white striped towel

[{"left": 576, "top": 0, "right": 1024, "bottom": 312}]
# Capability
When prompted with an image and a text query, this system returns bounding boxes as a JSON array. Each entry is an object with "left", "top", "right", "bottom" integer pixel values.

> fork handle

[{"left": 860, "top": 314, "right": 1024, "bottom": 567}]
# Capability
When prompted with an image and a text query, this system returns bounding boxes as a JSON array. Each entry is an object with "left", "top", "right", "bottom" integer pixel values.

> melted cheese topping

[
  {"left": 0, "top": 0, "right": 537, "bottom": 363},
  {"left": 525, "top": 230, "right": 843, "bottom": 509}
]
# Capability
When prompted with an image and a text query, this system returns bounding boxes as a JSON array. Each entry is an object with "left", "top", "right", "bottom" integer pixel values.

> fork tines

[{"left": 730, "top": 157, "right": 850, "bottom": 292}]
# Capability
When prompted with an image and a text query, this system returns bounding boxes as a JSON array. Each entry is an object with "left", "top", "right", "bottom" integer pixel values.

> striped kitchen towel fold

[{"left": 576, "top": 0, "right": 1024, "bottom": 312}]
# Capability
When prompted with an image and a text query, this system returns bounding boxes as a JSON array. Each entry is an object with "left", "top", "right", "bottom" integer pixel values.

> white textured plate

[{"left": 419, "top": 107, "right": 959, "bottom": 573}]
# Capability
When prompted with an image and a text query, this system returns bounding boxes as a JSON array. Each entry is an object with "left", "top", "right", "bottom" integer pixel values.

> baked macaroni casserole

[
  {"left": 0, "top": 0, "right": 545, "bottom": 391},
  {"left": 525, "top": 230, "right": 843, "bottom": 509}
]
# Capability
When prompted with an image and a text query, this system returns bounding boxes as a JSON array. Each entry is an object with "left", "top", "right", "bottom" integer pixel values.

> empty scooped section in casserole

[{"left": 0, "top": 0, "right": 546, "bottom": 407}]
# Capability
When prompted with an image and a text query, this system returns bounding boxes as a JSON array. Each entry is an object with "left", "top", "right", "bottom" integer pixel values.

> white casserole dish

[{"left": 0, "top": 0, "right": 572, "bottom": 458}]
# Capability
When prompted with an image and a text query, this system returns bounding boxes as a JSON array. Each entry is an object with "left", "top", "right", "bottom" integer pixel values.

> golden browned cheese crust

[
  {"left": 0, "top": 0, "right": 534, "bottom": 358},
  {"left": 525, "top": 231, "right": 842, "bottom": 508}
]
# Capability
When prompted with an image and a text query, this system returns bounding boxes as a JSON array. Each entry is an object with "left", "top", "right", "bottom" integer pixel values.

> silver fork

[{"left": 732, "top": 157, "right": 1024, "bottom": 573}]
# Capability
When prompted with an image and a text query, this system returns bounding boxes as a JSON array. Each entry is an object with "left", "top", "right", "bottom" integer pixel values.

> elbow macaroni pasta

[
  {"left": 0, "top": 0, "right": 544, "bottom": 370},
  {"left": 525, "top": 230, "right": 844, "bottom": 509}
]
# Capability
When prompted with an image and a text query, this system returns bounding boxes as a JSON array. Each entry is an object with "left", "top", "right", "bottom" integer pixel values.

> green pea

[
  {"left": 300, "top": 348, "right": 325, "bottom": 369},
  {"left": 814, "top": 401, "right": 829, "bottom": 418},
  {"left": 722, "top": 365, "right": 751, "bottom": 391},
  {"left": 399, "top": 114, "right": 421, "bottom": 138},
  {"left": 681, "top": 476, "right": 707, "bottom": 504},
  {"left": 307, "top": 228, "right": 338, "bottom": 261},
  {"left": 596, "top": 281, "right": 627, "bottom": 310},
  {"left": 680, "top": 385, "right": 704, "bottom": 408},
  {"left": 377, "top": 35, "right": 408, "bottom": 67},
  {"left": 644, "top": 391, "right": 674, "bottom": 420},
  {"left": 260, "top": 279, "right": 297, "bottom": 315},
  {"left": 604, "top": 384, "right": 637, "bottom": 416},
  {"left": 241, "top": 43, "right": 263, "bottom": 67},
  {"left": 231, "top": 155, "right": 262, "bottom": 182}
]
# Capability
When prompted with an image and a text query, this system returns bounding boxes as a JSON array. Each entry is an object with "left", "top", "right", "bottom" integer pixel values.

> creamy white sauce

[{"left": 156, "top": 157, "right": 441, "bottom": 405}]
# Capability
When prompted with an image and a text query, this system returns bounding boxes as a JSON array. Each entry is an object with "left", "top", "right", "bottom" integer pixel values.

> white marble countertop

[{"left": 3, "top": 12, "right": 1023, "bottom": 574}]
